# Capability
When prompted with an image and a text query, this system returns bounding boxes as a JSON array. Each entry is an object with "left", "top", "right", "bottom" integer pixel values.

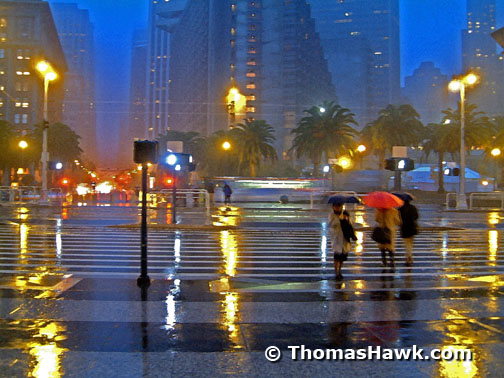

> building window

[
  {"left": 14, "top": 114, "right": 20, "bottom": 124},
  {"left": 230, "top": 39, "right": 236, "bottom": 47},
  {"left": 15, "top": 98, "right": 21, "bottom": 107},
  {"left": 246, "top": 95, "right": 256, "bottom": 101},
  {"left": 247, "top": 59, "right": 256, "bottom": 66},
  {"left": 249, "top": 24, "right": 256, "bottom": 31},
  {"left": 0, "top": 33, "right": 6, "bottom": 42},
  {"left": 0, "top": 98, "right": 3, "bottom": 107},
  {"left": 231, "top": 27, "right": 236, "bottom": 35},
  {"left": 22, "top": 82, "right": 29, "bottom": 91},
  {"left": 231, "top": 4, "right": 236, "bottom": 11},
  {"left": 246, "top": 82, "right": 256, "bottom": 89},
  {"left": 17, "top": 17, "right": 33, "bottom": 40},
  {"left": 0, "top": 49, "right": 3, "bottom": 58},
  {"left": 246, "top": 106, "right": 256, "bottom": 113},
  {"left": 0, "top": 18, "right": 6, "bottom": 28},
  {"left": 248, "top": 47, "right": 256, "bottom": 54},
  {"left": 22, "top": 99, "right": 29, "bottom": 108},
  {"left": 246, "top": 71, "right": 256, "bottom": 77},
  {"left": 22, "top": 114, "right": 28, "bottom": 124}
]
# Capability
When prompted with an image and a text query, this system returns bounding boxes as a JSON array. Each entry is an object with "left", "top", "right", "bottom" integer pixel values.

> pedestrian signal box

[
  {"left": 134, "top": 140, "right": 159, "bottom": 164},
  {"left": 385, "top": 158, "right": 414, "bottom": 171}
]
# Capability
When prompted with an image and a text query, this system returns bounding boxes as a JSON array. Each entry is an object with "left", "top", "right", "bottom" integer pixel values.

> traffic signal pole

[
  {"left": 172, "top": 170, "right": 177, "bottom": 224},
  {"left": 138, "top": 163, "right": 150, "bottom": 288}
]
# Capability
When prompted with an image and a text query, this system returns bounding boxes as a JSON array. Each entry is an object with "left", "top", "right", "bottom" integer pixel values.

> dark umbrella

[
  {"left": 328, "top": 195, "right": 361, "bottom": 205},
  {"left": 391, "top": 192, "right": 414, "bottom": 202}
]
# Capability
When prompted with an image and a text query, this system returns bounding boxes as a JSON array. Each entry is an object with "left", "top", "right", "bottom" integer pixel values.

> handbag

[
  {"left": 340, "top": 218, "right": 357, "bottom": 242},
  {"left": 371, "top": 226, "right": 391, "bottom": 244}
]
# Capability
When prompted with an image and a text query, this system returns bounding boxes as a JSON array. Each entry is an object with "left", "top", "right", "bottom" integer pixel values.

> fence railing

[
  {"left": 469, "top": 192, "right": 504, "bottom": 210},
  {"left": 153, "top": 189, "right": 210, "bottom": 216}
]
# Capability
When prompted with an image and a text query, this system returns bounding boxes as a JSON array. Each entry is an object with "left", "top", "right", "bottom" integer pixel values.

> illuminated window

[
  {"left": 246, "top": 95, "right": 256, "bottom": 101},
  {"left": 0, "top": 99, "right": 3, "bottom": 107},
  {"left": 0, "top": 33, "right": 6, "bottom": 42},
  {"left": 0, "top": 18, "right": 6, "bottom": 28},
  {"left": 249, "top": 24, "right": 256, "bottom": 30},
  {"left": 231, "top": 27, "right": 236, "bottom": 35},
  {"left": 246, "top": 82, "right": 256, "bottom": 89},
  {"left": 246, "top": 106, "right": 255, "bottom": 113},
  {"left": 231, "top": 4, "right": 236, "bottom": 11},
  {"left": 247, "top": 59, "right": 256, "bottom": 66},
  {"left": 305, "top": 33, "right": 309, "bottom": 39},
  {"left": 246, "top": 71, "right": 256, "bottom": 77},
  {"left": 21, "top": 114, "right": 27, "bottom": 124},
  {"left": 230, "top": 63, "right": 235, "bottom": 70},
  {"left": 248, "top": 47, "right": 256, "bottom": 54},
  {"left": 14, "top": 114, "right": 20, "bottom": 123},
  {"left": 230, "top": 39, "right": 235, "bottom": 47},
  {"left": 15, "top": 98, "right": 21, "bottom": 107}
]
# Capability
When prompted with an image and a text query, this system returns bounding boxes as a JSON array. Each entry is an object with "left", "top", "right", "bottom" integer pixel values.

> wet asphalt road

[{"left": 0, "top": 203, "right": 503, "bottom": 377}]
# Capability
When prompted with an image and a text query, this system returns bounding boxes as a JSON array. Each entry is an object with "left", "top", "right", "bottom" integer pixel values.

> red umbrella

[{"left": 363, "top": 191, "right": 404, "bottom": 208}]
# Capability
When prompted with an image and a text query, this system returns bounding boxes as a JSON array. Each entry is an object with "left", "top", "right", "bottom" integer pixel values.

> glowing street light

[
  {"left": 491, "top": 148, "right": 501, "bottom": 157},
  {"left": 357, "top": 144, "right": 366, "bottom": 153},
  {"left": 448, "top": 72, "right": 479, "bottom": 209},
  {"left": 222, "top": 141, "right": 231, "bottom": 150},
  {"left": 36, "top": 60, "right": 58, "bottom": 200},
  {"left": 338, "top": 157, "right": 351, "bottom": 169},
  {"left": 18, "top": 140, "right": 28, "bottom": 149},
  {"left": 319, "top": 107, "right": 326, "bottom": 113}
]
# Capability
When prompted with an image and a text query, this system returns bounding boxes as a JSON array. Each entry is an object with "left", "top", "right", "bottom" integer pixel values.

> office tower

[
  {"left": 168, "top": 0, "right": 335, "bottom": 157},
  {"left": 402, "top": 62, "right": 449, "bottom": 125},
  {"left": 308, "top": 0, "right": 400, "bottom": 127},
  {"left": 51, "top": 2, "right": 97, "bottom": 158},
  {"left": 127, "top": 28, "right": 148, "bottom": 141},
  {"left": 145, "top": 0, "right": 187, "bottom": 139},
  {"left": 0, "top": 0, "right": 66, "bottom": 132},
  {"left": 462, "top": 0, "right": 503, "bottom": 115}
]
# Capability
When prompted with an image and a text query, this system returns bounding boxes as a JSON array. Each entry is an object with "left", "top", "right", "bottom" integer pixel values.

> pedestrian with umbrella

[
  {"left": 328, "top": 195, "right": 358, "bottom": 280},
  {"left": 393, "top": 192, "right": 419, "bottom": 266},
  {"left": 364, "top": 192, "right": 402, "bottom": 267}
]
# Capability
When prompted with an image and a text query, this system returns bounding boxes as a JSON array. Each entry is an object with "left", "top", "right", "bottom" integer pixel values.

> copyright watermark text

[{"left": 264, "top": 345, "right": 473, "bottom": 362}]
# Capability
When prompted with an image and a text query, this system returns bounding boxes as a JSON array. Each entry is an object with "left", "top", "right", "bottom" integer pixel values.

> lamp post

[
  {"left": 18, "top": 140, "right": 28, "bottom": 175},
  {"left": 36, "top": 61, "right": 57, "bottom": 200},
  {"left": 448, "top": 73, "right": 478, "bottom": 209}
]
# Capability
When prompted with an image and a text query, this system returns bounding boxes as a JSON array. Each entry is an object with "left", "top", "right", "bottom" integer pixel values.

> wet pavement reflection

[{"left": 0, "top": 203, "right": 504, "bottom": 376}]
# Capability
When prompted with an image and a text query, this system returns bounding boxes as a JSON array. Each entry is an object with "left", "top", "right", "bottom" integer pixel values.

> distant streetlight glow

[
  {"left": 18, "top": 140, "right": 28, "bottom": 149},
  {"left": 36, "top": 61, "right": 49, "bottom": 73},
  {"left": 166, "top": 154, "right": 177, "bottom": 165},
  {"left": 491, "top": 148, "right": 501, "bottom": 157},
  {"left": 357, "top": 144, "right": 366, "bottom": 153},
  {"left": 443, "top": 119, "right": 451, "bottom": 124},
  {"left": 448, "top": 80, "right": 461, "bottom": 92},
  {"left": 323, "top": 165, "right": 330, "bottom": 173},
  {"left": 465, "top": 73, "right": 478, "bottom": 85},
  {"left": 319, "top": 107, "right": 326, "bottom": 113},
  {"left": 338, "top": 157, "right": 351, "bottom": 169},
  {"left": 222, "top": 141, "right": 231, "bottom": 150}
]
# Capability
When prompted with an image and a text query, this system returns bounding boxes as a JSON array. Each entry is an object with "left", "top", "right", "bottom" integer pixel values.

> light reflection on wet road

[{"left": 0, "top": 203, "right": 503, "bottom": 377}]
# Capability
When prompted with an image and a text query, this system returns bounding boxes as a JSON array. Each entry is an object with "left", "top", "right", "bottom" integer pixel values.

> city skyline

[{"left": 46, "top": 0, "right": 504, "bottom": 166}]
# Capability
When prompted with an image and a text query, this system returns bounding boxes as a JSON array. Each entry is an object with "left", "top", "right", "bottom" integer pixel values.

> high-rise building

[
  {"left": 0, "top": 0, "right": 66, "bottom": 132},
  {"left": 145, "top": 0, "right": 187, "bottom": 139},
  {"left": 126, "top": 28, "right": 148, "bottom": 142},
  {"left": 402, "top": 62, "right": 449, "bottom": 125},
  {"left": 461, "top": 0, "right": 503, "bottom": 115},
  {"left": 167, "top": 0, "right": 335, "bottom": 157},
  {"left": 50, "top": 2, "right": 96, "bottom": 158},
  {"left": 308, "top": 0, "right": 400, "bottom": 127}
]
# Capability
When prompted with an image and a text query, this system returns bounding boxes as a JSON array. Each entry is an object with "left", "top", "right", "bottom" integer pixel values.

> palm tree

[
  {"left": 290, "top": 101, "right": 358, "bottom": 176},
  {"left": 361, "top": 104, "right": 424, "bottom": 169},
  {"left": 422, "top": 122, "right": 459, "bottom": 192},
  {"left": 231, "top": 119, "right": 277, "bottom": 177},
  {"left": 441, "top": 103, "right": 493, "bottom": 151}
]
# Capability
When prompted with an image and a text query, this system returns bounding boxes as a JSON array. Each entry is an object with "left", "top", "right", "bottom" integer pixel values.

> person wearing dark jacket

[{"left": 399, "top": 199, "right": 419, "bottom": 266}]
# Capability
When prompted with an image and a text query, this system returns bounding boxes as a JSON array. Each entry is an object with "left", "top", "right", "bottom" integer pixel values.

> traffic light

[
  {"left": 385, "top": 158, "right": 414, "bottom": 171},
  {"left": 48, "top": 161, "right": 63, "bottom": 170},
  {"left": 134, "top": 140, "right": 159, "bottom": 164},
  {"left": 162, "top": 152, "right": 195, "bottom": 171}
]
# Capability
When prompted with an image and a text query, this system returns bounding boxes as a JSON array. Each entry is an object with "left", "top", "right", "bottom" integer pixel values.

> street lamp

[
  {"left": 222, "top": 141, "right": 231, "bottom": 150},
  {"left": 357, "top": 144, "right": 366, "bottom": 153},
  {"left": 18, "top": 140, "right": 28, "bottom": 176},
  {"left": 19, "top": 140, "right": 28, "bottom": 149},
  {"left": 36, "top": 60, "right": 57, "bottom": 200},
  {"left": 491, "top": 148, "right": 501, "bottom": 157},
  {"left": 448, "top": 72, "right": 479, "bottom": 209}
]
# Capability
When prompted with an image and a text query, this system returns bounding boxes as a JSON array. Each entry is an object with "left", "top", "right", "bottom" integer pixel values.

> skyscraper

[
  {"left": 167, "top": 0, "right": 335, "bottom": 156},
  {"left": 51, "top": 2, "right": 97, "bottom": 159},
  {"left": 127, "top": 28, "right": 148, "bottom": 142},
  {"left": 0, "top": 0, "right": 66, "bottom": 132},
  {"left": 145, "top": 0, "right": 187, "bottom": 139},
  {"left": 461, "top": 0, "right": 503, "bottom": 115},
  {"left": 308, "top": 0, "right": 400, "bottom": 127},
  {"left": 402, "top": 62, "right": 449, "bottom": 125}
]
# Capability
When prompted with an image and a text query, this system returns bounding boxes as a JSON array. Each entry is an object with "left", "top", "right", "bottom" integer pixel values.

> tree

[
  {"left": 231, "top": 119, "right": 277, "bottom": 177},
  {"left": 290, "top": 101, "right": 358, "bottom": 176},
  {"left": 0, "top": 120, "right": 16, "bottom": 185},
  {"left": 191, "top": 130, "right": 239, "bottom": 177},
  {"left": 361, "top": 104, "right": 424, "bottom": 169},
  {"left": 29, "top": 122, "right": 82, "bottom": 163},
  {"left": 422, "top": 122, "right": 458, "bottom": 193},
  {"left": 157, "top": 130, "right": 201, "bottom": 156}
]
